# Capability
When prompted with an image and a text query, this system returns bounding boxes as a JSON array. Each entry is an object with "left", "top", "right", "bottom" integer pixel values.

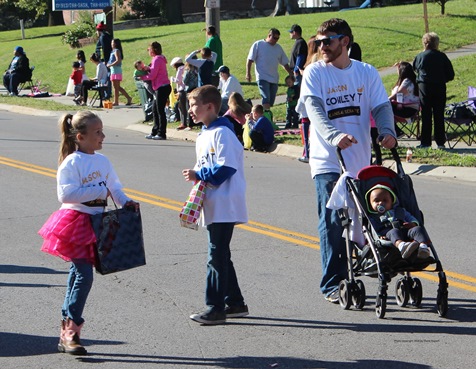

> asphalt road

[{"left": 1, "top": 111, "right": 475, "bottom": 369}]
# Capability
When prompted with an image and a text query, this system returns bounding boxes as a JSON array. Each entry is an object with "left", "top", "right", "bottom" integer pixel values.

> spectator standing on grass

[
  {"left": 170, "top": 57, "right": 188, "bottom": 130},
  {"left": 297, "top": 18, "right": 396, "bottom": 303},
  {"left": 284, "top": 74, "right": 300, "bottom": 129},
  {"left": 107, "top": 38, "right": 133, "bottom": 106},
  {"left": 95, "top": 22, "right": 112, "bottom": 99},
  {"left": 204, "top": 25, "right": 223, "bottom": 70},
  {"left": 186, "top": 48, "right": 217, "bottom": 87},
  {"left": 296, "top": 35, "right": 319, "bottom": 164},
  {"left": 288, "top": 24, "right": 308, "bottom": 86},
  {"left": 413, "top": 32, "right": 454, "bottom": 149},
  {"left": 246, "top": 28, "right": 292, "bottom": 119},
  {"left": 70, "top": 62, "right": 83, "bottom": 105}
]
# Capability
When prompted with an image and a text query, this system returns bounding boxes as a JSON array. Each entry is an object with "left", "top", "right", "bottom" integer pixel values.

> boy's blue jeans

[
  {"left": 62, "top": 261, "right": 93, "bottom": 325},
  {"left": 313, "top": 173, "right": 348, "bottom": 296},
  {"left": 205, "top": 222, "right": 245, "bottom": 312}
]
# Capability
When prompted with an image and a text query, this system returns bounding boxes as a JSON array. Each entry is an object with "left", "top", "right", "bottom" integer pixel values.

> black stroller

[{"left": 335, "top": 148, "right": 448, "bottom": 319}]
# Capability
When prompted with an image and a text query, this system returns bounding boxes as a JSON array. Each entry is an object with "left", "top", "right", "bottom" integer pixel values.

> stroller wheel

[
  {"left": 395, "top": 277, "right": 410, "bottom": 307},
  {"left": 409, "top": 277, "right": 423, "bottom": 307},
  {"left": 375, "top": 294, "right": 387, "bottom": 319},
  {"left": 338, "top": 280, "right": 351, "bottom": 310},
  {"left": 352, "top": 280, "right": 366, "bottom": 310}
]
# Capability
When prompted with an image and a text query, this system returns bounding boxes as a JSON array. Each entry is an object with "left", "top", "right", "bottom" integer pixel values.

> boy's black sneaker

[
  {"left": 190, "top": 309, "right": 226, "bottom": 325},
  {"left": 225, "top": 305, "right": 249, "bottom": 318}
]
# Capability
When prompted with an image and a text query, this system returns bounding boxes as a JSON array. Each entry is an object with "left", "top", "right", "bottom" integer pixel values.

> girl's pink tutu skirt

[{"left": 38, "top": 209, "right": 96, "bottom": 264}]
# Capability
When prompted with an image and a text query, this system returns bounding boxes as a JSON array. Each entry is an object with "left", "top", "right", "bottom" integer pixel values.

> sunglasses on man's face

[{"left": 314, "top": 34, "right": 344, "bottom": 47}]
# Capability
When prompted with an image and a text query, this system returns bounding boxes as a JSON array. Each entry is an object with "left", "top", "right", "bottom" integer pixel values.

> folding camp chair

[
  {"left": 394, "top": 103, "right": 420, "bottom": 139},
  {"left": 17, "top": 66, "right": 35, "bottom": 94},
  {"left": 444, "top": 86, "right": 476, "bottom": 149},
  {"left": 89, "top": 85, "right": 107, "bottom": 108}
]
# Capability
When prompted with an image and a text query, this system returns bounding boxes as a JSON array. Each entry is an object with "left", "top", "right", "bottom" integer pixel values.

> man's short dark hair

[
  {"left": 269, "top": 28, "right": 281, "bottom": 37},
  {"left": 317, "top": 18, "right": 352, "bottom": 45}
]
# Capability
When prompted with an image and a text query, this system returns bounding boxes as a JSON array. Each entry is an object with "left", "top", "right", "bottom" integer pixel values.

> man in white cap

[{"left": 217, "top": 65, "right": 243, "bottom": 114}]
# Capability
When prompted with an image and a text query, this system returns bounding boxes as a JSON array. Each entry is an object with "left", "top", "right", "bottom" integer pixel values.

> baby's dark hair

[
  {"left": 188, "top": 85, "right": 221, "bottom": 114},
  {"left": 58, "top": 111, "right": 101, "bottom": 164},
  {"left": 134, "top": 60, "right": 144, "bottom": 69},
  {"left": 72, "top": 61, "right": 81, "bottom": 69},
  {"left": 285, "top": 75, "right": 296, "bottom": 83}
]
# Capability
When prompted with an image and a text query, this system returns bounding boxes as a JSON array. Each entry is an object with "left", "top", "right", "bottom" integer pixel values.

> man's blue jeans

[
  {"left": 257, "top": 80, "right": 278, "bottom": 107},
  {"left": 205, "top": 222, "right": 245, "bottom": 312},
  {"left": 313, "top": 173, "right": 347, "bottom": 296},
  {"left": 62, "top": 261, "right": 93, "bottom": 325}
]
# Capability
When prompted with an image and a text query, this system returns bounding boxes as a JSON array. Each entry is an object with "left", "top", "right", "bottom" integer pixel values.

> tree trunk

[
  {"left": 271, "top": 0, "right": 300, "bottom": 16},
  {"left": 47, "top": 0, "right": 65, "bottom": 27},
  {"left": 162, "top": 0, "right": 184, "bottom": 25}
]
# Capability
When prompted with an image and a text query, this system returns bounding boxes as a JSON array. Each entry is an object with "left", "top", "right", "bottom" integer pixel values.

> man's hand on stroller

[
  {"left": 378, "top": 134, "right": 397, "bottom": 149},
  {"left": 402, "top": 222, "right": 417, "bottom": 229},
  {"left": 337, "top": 134, "right": 358, "bottom": 149}
]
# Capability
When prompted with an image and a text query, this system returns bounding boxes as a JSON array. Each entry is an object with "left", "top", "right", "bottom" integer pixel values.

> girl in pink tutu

[{"left": 38, "top": 111, "right": 138, "bottom": 355}]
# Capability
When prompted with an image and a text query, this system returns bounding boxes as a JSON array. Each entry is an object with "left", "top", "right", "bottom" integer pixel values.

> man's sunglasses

[{"left": 314, "top": 34, "right": 344, "bottom": 47}]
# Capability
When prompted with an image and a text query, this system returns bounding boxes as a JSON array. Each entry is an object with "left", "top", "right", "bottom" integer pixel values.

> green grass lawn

[
  {"left": 1, "top": 1, "right": 475, "bottom": 102},
  {"left": 1, "top": 1, "right": 476, "bottom": 166}
]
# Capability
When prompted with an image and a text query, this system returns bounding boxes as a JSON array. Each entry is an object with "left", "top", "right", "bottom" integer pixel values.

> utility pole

[{"left": 204, "top": 0, "right": 220, "bottom": 36}]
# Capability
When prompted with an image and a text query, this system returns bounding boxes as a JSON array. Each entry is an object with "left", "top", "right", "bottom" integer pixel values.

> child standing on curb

[
  {"left": 71, "top": 61, "right": 83, "bottom": 105},
  {"left": 38, "top": 111, "right": 139, "bottom": 355},
  {"left": 284, "top": 75, "right": 300, "bottom": 129},
  {"left": 182, "top": 85, "right": 249, "bottom": 325}
]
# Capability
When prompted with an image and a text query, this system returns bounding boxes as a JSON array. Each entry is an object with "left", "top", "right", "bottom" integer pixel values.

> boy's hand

[{"left": 182, "top": 169, "right": 197, "bottom": 182}]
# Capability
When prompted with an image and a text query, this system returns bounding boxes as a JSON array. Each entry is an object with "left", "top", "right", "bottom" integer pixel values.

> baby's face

[
  {"left": 286, "top": 79, "right": 294, "bottom": 87},
  {"left": 369, "top": 188, "right": 393, "bottom": 212}
]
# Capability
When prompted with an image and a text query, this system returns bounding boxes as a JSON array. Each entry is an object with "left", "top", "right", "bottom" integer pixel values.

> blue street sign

[{"left": 52, "top": 1, "right": 112, "bottom": 11}]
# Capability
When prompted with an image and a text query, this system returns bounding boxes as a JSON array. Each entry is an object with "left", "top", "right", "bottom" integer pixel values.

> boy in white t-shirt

[{"left": 182, "top": 85, "right": 249, "bottom": 325}]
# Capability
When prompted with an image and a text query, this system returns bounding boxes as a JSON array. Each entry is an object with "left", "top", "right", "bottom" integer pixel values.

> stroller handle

[{"left": 336, "top": 146, "right": 404, "bottom": 176}]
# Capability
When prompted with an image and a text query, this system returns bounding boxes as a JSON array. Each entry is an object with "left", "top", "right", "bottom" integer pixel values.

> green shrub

[{"left": 61, "top": 22, "right": 95, "bottom": 48}]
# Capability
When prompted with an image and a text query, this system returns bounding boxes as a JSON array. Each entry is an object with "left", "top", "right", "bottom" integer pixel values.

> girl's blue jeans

[{"left": 62, "top": 261, "right": 93, "bottom": 325}]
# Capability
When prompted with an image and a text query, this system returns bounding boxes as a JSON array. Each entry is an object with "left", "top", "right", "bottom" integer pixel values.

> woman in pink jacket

[{"left": 142, "top": 41, "right": 171, "bottom": 140}]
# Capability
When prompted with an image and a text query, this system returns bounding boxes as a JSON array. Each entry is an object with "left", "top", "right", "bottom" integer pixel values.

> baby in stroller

[{"left": 366, "top": 184, "right": 431, "bottom": 259}]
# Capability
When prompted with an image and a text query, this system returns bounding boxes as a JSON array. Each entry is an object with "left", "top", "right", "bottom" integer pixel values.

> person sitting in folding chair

[
  {"left": 81, "top": 53, "right": 108, "bottom": 106},
  {"left": 389, "top": 62, "right": 420, "bottom": 118},
  {"left": 3, "top": 46, "right": 32, "bottom": 96},
  {"left": 389, "top": 62, "right": 420, "bottom": 138}
]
